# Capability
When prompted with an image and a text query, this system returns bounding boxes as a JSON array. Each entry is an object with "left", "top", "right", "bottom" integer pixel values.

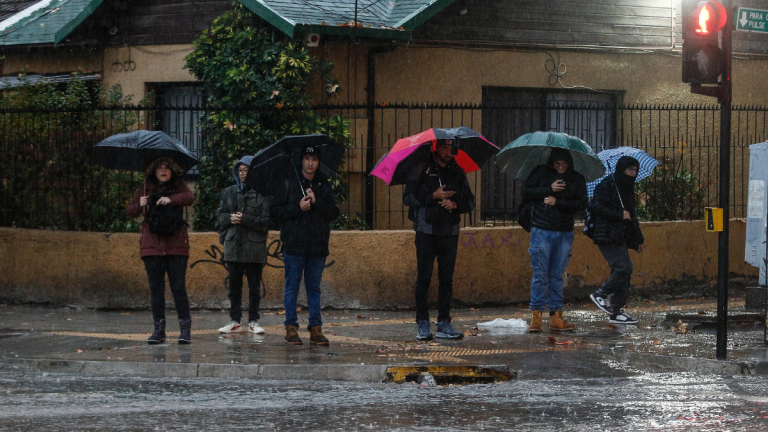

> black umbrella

[
  {"left": 91, "top": 130, "right": 199, "bottom": 173},
  {"left": 244, "top": 134, "right": 345, "bottom": 197}
]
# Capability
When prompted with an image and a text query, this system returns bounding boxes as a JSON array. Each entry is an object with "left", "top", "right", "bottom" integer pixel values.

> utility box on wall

[{"left": 746, "top": 142, "right": 768, "bottom": 284}]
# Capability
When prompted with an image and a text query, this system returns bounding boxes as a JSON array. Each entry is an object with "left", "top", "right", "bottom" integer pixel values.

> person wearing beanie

[
  {"left": 270, "top": 145, "right": 339, "bottom": 346},
  {"left": 521, "top": 147, "right": 588, "bottom": 333},
  {"left": 588, "top": 155, "right": 645, "bottom": 325}
]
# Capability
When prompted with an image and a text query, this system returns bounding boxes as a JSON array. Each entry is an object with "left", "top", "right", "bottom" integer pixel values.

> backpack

[
  {"left": 516, "top": 200, "right": 533, "bottom": 232},
  {"left": 147, "top": 192, "right": 187, "bottom": 236}
]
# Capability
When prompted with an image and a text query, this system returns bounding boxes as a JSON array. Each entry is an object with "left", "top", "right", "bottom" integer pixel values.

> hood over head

[
  {"left": 232, "top": 155, "right": 255, "bottom": 190},
  {"left": 614, "top": 155, "right": 640, "bottom": 192},
  {"left": 547, "top": 147, "right": 574, "bottom": 172}
]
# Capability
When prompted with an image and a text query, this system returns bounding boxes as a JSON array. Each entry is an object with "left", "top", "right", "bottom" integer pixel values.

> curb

[
  {"left": 2, "top": 358, "right": 388, "bottom": 382},
  {"left": 608, "top": 351, "right": 754, "bottom": 375}
]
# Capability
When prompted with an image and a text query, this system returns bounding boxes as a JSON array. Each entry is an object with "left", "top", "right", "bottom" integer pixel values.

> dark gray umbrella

[
  {"left": 244, "top": 134, "right": 345, "bottom": 197},
  {"left": 91, "top": 130, "right": 199, "bottom": 173}
]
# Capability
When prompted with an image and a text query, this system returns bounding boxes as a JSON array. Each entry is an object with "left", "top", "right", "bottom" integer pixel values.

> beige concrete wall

[
  {"left": 101, "top": 45, "right": 197, "bottom": 100},
  {"left": 311, "top": 42, "right": 768, "bottom": 106},
  {"left": 0, "top": 221, "right": 756, "bottom": 310}
]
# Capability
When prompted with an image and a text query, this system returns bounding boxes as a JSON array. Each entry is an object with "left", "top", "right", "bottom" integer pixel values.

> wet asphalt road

[{"left": 2, "top": 365, "right": 768, "bottom": 431}]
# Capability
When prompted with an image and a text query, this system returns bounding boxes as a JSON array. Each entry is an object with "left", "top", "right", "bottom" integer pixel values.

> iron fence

[{"left": 1, "top": 102, "right": 766, "bottom": 231}]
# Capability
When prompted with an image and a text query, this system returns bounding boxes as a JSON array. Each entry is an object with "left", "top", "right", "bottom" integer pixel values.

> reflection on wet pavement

[{"left": 1, "top": 366, "right": 768, "bottom": 431}]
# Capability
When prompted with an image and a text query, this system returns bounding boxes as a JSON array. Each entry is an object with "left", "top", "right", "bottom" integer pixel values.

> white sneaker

[
  {"left": 248, "top": 320, "right": 265, "bottom": 334},
  {"left": 609, "top": 309, "right": 639, "bottom": 325},
  {"left": 219, "top": 321, "right": 244, "bottom": 333}
]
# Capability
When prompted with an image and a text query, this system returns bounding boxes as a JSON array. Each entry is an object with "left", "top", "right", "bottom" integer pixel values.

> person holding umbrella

[
  {"left": 126, "top": 157, "right": 195, "bottom": 344},
  {"left": 269, "top": 145, "right": 340, "bottom": 345},
  {"left": 588, "top": 156, "right": 645, "bottom": 325},
  {"left": 521, "top": 148, "right": 587, "bottom": 333},
  {"left": 216, "top": 156, "right": 271, "bottom": 335},
  {"left": 403, "top": 139, "right": 476, "bottom": 340}
]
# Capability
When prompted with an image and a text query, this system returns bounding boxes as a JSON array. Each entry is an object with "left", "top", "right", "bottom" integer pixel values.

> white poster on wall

[{"left": 748, "top": 179, "right": 765, "bottom": 219}]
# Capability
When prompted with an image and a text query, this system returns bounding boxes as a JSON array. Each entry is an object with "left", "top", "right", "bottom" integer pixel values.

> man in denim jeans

[
  {"left": 521, "top": 148, "right": 587, "bottom": 332},
  {"left": 270, "top": 146, "right": 340, "bottom": 345}
]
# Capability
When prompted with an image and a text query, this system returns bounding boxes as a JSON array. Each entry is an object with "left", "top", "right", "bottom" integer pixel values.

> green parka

[{"left": 217, "top": 159, "right": 272, "bottom": 263}]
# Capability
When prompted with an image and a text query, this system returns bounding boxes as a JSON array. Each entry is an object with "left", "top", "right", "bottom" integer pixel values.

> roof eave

[
  {"left": 395, "top": 0, "right": 457, "bottom": 30},
  {"left": 236, "top": 0, "right": 296, "bottom": 37},
  {"left": 53, "top": 0, "right": 104, "bottom": 44},
  {"left": 295, "top": 24, "right": 411, "bottom": 40}
]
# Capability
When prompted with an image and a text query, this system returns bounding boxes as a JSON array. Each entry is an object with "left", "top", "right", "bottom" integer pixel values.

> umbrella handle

[{"left": 292, "top": 162, "right": 307, "bottom": 197}]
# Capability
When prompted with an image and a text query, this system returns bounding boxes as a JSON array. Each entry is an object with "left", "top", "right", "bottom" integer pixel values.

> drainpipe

[{"left": 365, "top": 42, "right": 397, "bottom": 229}]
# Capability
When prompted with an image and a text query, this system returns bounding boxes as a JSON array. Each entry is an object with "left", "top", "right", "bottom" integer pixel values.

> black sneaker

[
  {"left": 436, "top": 321, "right": 464, "bottom": 339},
  {"left": 416, "top": 320, "right": 433, "bottom": 341},
  {"left": 609, "top": 309, "right": 638, "bottom": 325},
  {"left": 590, "top": 290, "right": 614, "bottom": 315}
]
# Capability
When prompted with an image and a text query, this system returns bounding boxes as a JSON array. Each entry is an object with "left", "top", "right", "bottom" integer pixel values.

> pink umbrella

[{"left": 370, "top": 127, "right": 498, "bottom": 186}]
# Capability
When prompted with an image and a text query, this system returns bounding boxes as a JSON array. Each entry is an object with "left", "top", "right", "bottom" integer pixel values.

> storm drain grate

[{"left": 386, "top": 365, "right": 515, "bottom": 384}]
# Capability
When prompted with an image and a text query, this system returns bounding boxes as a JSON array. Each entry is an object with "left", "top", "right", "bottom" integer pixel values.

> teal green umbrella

[{"left": 496, "top": 131, "right": 606, "bottom": 182}]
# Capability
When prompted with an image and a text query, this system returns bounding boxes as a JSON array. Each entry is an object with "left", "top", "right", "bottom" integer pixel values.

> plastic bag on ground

[{"left": 477, "top": 318, "right": 528, "bottom": 328}]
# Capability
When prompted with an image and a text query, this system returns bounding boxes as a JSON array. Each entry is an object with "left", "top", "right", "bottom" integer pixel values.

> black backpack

[{"left": 147, "top": 191, "right": 187, "bottom": 236}]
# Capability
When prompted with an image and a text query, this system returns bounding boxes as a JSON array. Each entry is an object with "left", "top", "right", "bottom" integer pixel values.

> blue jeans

[
  {"left": 528, "top": 227, "right": 574, "bottom": 312},
  {"left": 283, "top": 252, "right": 326, "bottom": 329}
]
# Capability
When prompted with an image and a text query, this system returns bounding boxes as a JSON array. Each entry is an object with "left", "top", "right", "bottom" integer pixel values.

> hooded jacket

[
  {"left": 269, "top": 166, "right": 340, "bottom": 257},
  {"left": 521, "top": 148, "right": 588, "bottom": 232},
  {"left": 403, "top": 157, "right": 475, "bottom": 236},
  {"left": 589, "top": 156, "right": 644, "bottom": 249},
  {"left": 217, "top": 156, "right": 272, "bottom": 263},
  {"left": 126, "top": 178, "right": 194, "bottom": 257}
]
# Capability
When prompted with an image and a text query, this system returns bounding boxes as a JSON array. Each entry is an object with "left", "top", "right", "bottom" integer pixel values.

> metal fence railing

[{"left": 1, "top": 102, "right": 766, "bottom": 231}]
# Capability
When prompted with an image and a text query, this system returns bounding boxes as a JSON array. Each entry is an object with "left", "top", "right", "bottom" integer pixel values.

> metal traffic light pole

[{"left": 715, "top": 0, "right": 733, "bottom": 360}]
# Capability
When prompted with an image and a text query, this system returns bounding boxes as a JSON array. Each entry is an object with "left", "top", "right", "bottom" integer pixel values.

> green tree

[
  {"left": 185, "top": 4, "right": 346, "bottom": 231},
  {"left": 636, "top": 156, "right": 710, "bottom": 221},
  {"left": 0, "top": 73, "right": 144, "bottom": 231}
]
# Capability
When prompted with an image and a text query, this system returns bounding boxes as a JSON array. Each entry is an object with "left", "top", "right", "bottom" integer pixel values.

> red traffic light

[{"left": 692, "top": 1, "right": 727, "bottom": 35}]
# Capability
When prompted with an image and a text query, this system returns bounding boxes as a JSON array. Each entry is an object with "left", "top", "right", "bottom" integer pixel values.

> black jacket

[
  {"left": 269, "top": 169, "right": 340, "bottom": 257},
  {"left": 403, "top": 158, "right": 475, "bottom": 236},
  {"left": 521, "top": 164, "right": 588, "bottom": 232},
  {"left": 590, "top": 176, "right": 644, "bottom": 249}
]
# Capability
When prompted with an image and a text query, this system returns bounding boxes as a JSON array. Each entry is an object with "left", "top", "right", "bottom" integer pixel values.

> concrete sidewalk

[{"left": 1, "top": 298, "right": 766, "bottom": 381}]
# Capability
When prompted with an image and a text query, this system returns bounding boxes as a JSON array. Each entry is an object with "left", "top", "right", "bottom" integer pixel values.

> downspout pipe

[{"left": 364, "top": 41, "right": 397, "bottom": 228}]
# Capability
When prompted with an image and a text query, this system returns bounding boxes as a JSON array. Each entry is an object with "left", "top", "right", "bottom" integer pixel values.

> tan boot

[
  {"left": 550, "top": 310, "right": 576, "bottom": 331},
  {"left": 285, "top": 325, "right": 303, "bottom": 345},
  {"left": 310, "top": 326, "right": 330, "bottom": 346},
  {"left": 529, "top": 310, "right": 543, "bottom": 333}
]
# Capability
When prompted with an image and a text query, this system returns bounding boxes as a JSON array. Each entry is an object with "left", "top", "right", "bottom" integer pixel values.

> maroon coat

[{"left": 126, "top": 179, "right": 195, "bottom": 258}]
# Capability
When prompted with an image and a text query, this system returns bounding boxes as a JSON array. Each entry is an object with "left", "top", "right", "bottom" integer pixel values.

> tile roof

[
  {"left": 0, "top": 0, "right": 102, "bottom": 46},
  {"left": 0, "top": 0, "right": 39, "bottom": 21},
  {"left": 237, "top": 0, "right": 456, "bottom": 39}
]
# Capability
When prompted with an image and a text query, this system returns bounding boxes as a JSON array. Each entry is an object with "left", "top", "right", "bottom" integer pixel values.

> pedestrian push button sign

[
  {"left": 736, "top": 8, "right": 768, "bottom": 33},
  {"left": 705, "top": 207, "right": 723, "bottom": 232}
]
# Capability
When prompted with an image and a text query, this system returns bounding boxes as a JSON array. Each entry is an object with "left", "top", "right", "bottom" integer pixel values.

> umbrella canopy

[
  {"left": 91, "top": 130, "right": 199, "bottom": 173},
  {"left": 370, "top": 127, "right": 499, "bottom": 186},
  {"left": 586, "top": 147, "right": 660, "bottom": 197},
  {"left": 495, "top": 131, "right": 606, "bottom": 182},
  {"left": 244, "top": 134, "right": 345, "bottom": 196}
]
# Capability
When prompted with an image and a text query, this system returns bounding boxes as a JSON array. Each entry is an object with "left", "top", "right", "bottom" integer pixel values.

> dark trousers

[
  {"left": 142, "top": 255, "right": 191, "bottom": 321},
  {"left": 227, "top": 261, "right": 264, "bottom": 322},
  {"left": 597, "top": 244, "right": 634, "bottom": 311},
  {"left": 415, "top": 231, "right": 459, "bottom": 323}
]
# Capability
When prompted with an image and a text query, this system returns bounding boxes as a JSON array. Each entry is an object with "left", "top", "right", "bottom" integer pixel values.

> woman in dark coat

[
  {"left": 588, "top": 156, "right": 645, "bottom": 325},
  {"left": 126, "top": 157, "right": 195, "bottom": 344}
]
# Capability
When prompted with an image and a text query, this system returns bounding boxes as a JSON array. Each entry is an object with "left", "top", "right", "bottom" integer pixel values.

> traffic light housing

[{"left": 682, "top": 0, "right": 728, "bottom": 85}]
